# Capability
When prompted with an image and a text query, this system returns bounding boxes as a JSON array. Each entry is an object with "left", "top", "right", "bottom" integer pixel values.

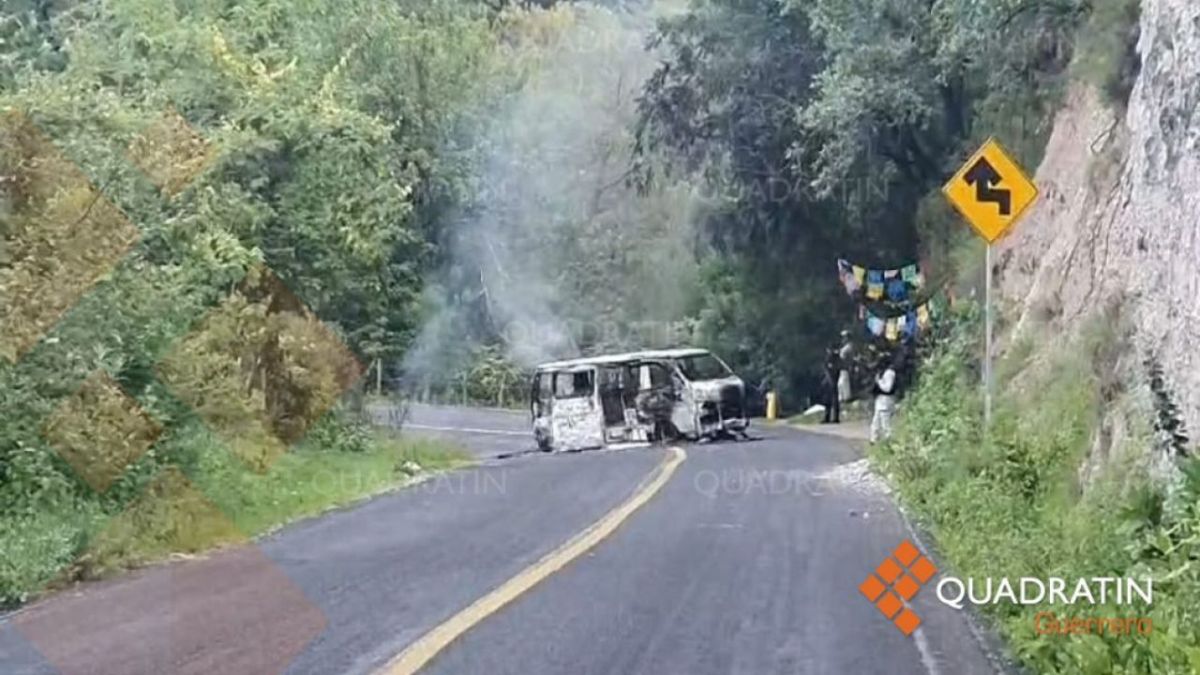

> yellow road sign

[{"left": 942, "top": 138, "right": 1038, "bottom": 243}]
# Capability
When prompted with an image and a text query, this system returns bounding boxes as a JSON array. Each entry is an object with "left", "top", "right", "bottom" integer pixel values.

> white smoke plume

[{"left": 403, "top": 2, "right": 701, "bottom": 388}]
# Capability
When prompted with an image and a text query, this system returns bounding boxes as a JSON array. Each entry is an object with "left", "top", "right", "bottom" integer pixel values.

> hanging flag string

[
  {"left": 864, "top": 299, "right": 937, "bottom": 342},
  {"left": 837, "top": 258, "right": 925, "bottom": 299}
]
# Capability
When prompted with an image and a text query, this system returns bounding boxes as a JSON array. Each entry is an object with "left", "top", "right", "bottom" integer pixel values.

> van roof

[{"left": 534, "top": 347, "right": 710, "bottom": 371}]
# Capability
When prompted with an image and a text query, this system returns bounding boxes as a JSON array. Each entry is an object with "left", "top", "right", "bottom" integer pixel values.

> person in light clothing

[
  {"left": 837, "top": 330, "right": 853, "bottom": 403},
  {"left": 871, "top": 353, "right": 897, "bottom": 443}
]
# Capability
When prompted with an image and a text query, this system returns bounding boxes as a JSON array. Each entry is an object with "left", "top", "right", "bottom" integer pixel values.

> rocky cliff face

[{"left": 996, "top": 0, "right": 1200, "bottom": 454}]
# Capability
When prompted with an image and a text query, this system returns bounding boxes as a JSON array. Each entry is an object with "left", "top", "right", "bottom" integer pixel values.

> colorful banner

[
  {"left": 837, "top": 259, "right": 926, "bottom": 298},
  {"left": 864, "top": 299, "right": 936, "bottom": 342},
  {"left": 866, "top": 315, "right": 886, "bottom": 337},
  {"left": 866, "top": 269, "right": 884, "bottom": 299},
  {"left": 901, "top": 263, "right": 924, "bottom": 288}
]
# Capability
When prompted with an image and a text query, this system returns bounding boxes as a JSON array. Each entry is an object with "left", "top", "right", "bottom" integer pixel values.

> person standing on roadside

[
  {"left": 822, "top": 345, "right": 842, "bottom": 424},
  {"left": 837, "top": 330, "right": 853, "bottom": 404},
  {"left": 870, "top": 351, "right": 898, "bottom": 443}
]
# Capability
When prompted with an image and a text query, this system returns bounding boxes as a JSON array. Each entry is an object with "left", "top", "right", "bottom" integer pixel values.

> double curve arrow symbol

[{"left": 963, "top": 158, "right": 1011, "bottom": 216}]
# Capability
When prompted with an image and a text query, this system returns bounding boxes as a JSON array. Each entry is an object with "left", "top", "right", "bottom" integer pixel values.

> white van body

[{"left": 530, "top": 348, "right": 748, "bottom": 452}]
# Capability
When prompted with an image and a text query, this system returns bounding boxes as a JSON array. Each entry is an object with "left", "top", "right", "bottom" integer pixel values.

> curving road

[{"left": 0, "top": 404, "right": 1008, "bottom": 675}]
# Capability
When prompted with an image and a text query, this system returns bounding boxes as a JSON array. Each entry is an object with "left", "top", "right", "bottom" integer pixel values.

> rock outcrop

[{"left": 996, "top": 0, "right": 1200, "bottom": 448}]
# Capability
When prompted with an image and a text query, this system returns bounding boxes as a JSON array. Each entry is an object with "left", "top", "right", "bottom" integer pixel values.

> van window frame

[
  {"left": 532, "top": 372, "right": 554, "bottom": 417},
  {"left": 552, "top": 368, "right": 595, "bottom": 400}
]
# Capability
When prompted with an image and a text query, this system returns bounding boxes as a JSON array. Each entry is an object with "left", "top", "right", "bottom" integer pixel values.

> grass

[
  {"left": 195, "top": 430, "right": 471, "bottom": 537},
  {"left": 0, "top": 426, "right": 471, "bottom": 608},
  {"left": 873, "top": 311, "right": 1200, "bottom": 674}
]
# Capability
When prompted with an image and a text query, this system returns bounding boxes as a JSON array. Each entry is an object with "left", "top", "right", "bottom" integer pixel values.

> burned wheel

[{"left": 655, "top": 420, "right": 682, "bottom": 443}]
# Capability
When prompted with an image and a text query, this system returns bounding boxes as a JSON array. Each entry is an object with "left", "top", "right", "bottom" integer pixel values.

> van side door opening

[
  {"left": 634, "top": 360, "right": 679, "bottom": 441},
  {"left": 547, "top": 367, "right": 603, "bottom": 451}
]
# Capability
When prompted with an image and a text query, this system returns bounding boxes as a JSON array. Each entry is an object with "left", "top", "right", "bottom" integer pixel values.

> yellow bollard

[{"left": 766, "top": 391, "right": 778, "bottom": 421}]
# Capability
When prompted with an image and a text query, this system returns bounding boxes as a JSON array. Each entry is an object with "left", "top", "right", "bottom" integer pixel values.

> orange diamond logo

[
  {"left": 894, "top": 574, "right": 921, "bottom": 601},
  {"left": 859, "top": 575, "right": 886, "bottom": 602},
  {"left": 859, "top": 539, "right": 938, "bottom": 635},
  {"left": 895, "top": 608, "right": 922, "bottom": 636},
  {"left": 875, "top": 557, "right": 903, "bottom": 583}
]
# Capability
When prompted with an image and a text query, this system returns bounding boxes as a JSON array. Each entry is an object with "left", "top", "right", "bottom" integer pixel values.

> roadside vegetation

[
  {"left": 2, "top": 417, "right": 468, "bottom": 608},
  {"left": 866, "top": 2, "right": 1196, "bottom": 671},
  {"left": 875, "top": 307, "right": 1200, "bottom": 674},
  {"left": 1, "top": 0, "right": 496, "bottom": 609},
  {"left": 0, "top": 0, "right": 1162, "bottom": 644}
]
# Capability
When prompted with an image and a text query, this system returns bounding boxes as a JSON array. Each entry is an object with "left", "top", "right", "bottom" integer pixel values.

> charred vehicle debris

[{"left": 530, "top": 348, "right": 751, "bottom": 453}]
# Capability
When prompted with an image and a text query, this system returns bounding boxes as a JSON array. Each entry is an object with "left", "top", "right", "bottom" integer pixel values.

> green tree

[{"left": 635, "top": 0, "right": 1084, "bottom": 407}]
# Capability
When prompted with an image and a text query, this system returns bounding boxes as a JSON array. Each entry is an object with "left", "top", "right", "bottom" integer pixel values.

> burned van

[{"left": 530, "top": 348, "right": 748, "bottom": 452}]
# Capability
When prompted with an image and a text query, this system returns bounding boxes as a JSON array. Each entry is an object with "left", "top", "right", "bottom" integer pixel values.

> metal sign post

[
  {"left": 984, "top": 244, "right": 993, "bottom": 425},
  {"left": 942, "top": 138, "right": 1038, "bottom": 429}
]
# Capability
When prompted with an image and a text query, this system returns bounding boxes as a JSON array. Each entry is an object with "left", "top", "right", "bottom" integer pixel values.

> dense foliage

[
  {"left": 876, "top": 308, "right": 1200, "bottom": 673},
  {"left": 634, "top": 0, "right": 1086, "bottom": 403},
  {"left": 0, "top": 0, "right": 500, "bottom": 605},
  {"left": 0, "top": 0, "right": 1150, "bottom": 610}
]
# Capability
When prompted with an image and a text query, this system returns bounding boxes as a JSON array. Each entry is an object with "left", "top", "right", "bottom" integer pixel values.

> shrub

[{"left": 876, "top": 309, "right": 1200, "bottom": 673}]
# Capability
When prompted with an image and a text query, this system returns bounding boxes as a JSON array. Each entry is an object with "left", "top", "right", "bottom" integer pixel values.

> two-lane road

[
  {"left": 371, "top": 403, "right": 536, "bottom": 460},
  {"left": 0, "top": 405, "right": 1006, "bottom": 675}
]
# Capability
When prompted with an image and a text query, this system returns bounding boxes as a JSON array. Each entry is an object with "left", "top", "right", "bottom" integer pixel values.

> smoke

[{"left": 403, "top": 2, "right": 701, "bottom": 384}]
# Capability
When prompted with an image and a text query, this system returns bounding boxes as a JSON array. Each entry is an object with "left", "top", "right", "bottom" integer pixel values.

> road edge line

[{"left": 376, "top": 445, "right": 688, "bottom": 675}]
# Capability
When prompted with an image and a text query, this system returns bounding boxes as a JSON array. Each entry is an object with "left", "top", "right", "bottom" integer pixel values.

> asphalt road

[
  {"left": 0, "top": 405, "right": 1005, "bottom": 675},
  {"left": 370, "top": 402, "right": 535, "bottom": 459}
]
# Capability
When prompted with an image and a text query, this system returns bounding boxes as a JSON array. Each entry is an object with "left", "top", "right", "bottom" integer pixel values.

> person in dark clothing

[{"left": 822, "top": 345, "right": 842, "bottom": 423}]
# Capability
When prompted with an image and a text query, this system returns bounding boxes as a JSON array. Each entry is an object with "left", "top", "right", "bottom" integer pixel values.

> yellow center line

[{"left": 377, "top": 445, "right": 688, "bottom": 675}]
